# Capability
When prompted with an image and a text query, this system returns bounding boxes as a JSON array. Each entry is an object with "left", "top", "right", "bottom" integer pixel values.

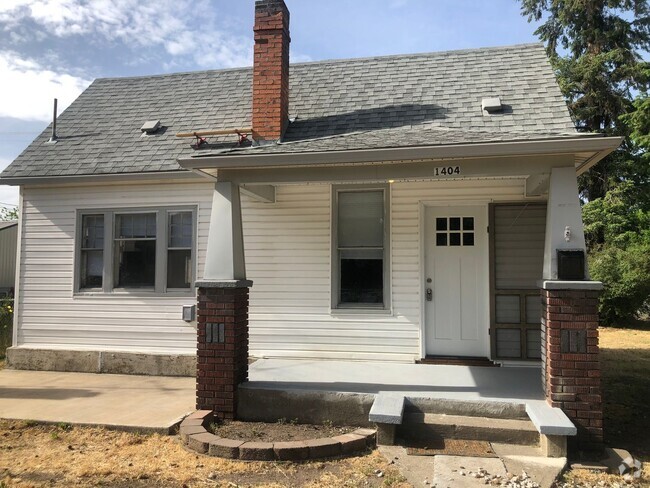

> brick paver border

[{"left": 180, "top": 410, "right": 376, "bottom": 460}]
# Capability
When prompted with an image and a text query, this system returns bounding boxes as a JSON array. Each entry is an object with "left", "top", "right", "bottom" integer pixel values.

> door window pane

[
  {"left": 496, "top": 295, "right": 520, "bottom": 323},
  {"left": 434, "top": 217, "right": 474, "bottom": 247},
  {"left": 496, "top": 329, "right": 521, "bottom": 358},
  {"left": 527, "top": 329, "right": 542, "bottom": 359},
  {"left": 526, "top": 295, "right": 542, "bottom": 324}
]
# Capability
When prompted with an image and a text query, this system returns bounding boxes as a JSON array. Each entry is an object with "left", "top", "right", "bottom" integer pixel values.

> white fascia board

[
  {"left": 0, "top": 170, "right": 200, "bottom": 186},
  {"left": 178, "top": 136, "right": 623, "bottom": 171}
]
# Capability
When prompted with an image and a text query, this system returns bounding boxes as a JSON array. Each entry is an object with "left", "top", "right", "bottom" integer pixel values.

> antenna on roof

[{"left": 47, "top": 98, "right": 58, "bottom": 144}]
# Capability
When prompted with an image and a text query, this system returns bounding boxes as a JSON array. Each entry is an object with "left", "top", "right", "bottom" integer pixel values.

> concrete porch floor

[
  {"left": 240, "top": 359, "right": 553, "bottom": 427},
  {"left": 248, "top": 358, "right": 545, "bottom": 403},
  {"left": 0, "top": 369, "right": 195, "bottom": 433}
]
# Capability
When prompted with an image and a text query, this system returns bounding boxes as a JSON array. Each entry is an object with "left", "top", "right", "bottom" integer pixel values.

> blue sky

[{"left": 0, "top": 0, "right": 543, "bottom": 207}]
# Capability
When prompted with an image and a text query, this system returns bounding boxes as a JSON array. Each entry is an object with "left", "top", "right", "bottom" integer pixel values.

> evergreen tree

[{"left": 521, "top": 0, "right": 650, "bottom": 201}]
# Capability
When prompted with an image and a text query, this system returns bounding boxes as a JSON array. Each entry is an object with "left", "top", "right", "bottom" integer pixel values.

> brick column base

[
  {"left": 541, "top": 284, "right": 603, "bottom": 454},
  {"left": 196, "top": 281, "right": 252, "bottom": 420}
]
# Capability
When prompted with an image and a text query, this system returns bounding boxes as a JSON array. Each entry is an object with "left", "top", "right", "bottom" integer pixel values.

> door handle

[{"left": 426, "top": 288, "right": 433, "bottom": 301}]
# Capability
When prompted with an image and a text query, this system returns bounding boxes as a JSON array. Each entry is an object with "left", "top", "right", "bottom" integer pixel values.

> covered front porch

[
  {"left": 238, "top": 358, "right": 574, "bottom": 456},
  {"left": 182, "top": 138, "right": 616, "bottom": 453}
]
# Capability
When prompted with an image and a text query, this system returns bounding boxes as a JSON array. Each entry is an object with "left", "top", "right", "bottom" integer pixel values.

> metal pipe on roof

[{"left": 48, "top": 98, "right": 58, "bottom": 143}]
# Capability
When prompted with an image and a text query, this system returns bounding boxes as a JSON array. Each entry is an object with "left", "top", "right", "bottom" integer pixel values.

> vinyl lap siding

[
  {"left": 243, "top": 178, "right": 531, "bottom": 362},
  {"left": 17, "top": 177, "right": 535, "bottom": 361},
  {"left": 17, "top": 181, "right": 214, "bottom": 354}
]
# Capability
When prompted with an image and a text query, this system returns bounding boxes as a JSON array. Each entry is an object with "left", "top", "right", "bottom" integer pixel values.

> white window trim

[
  {"left": 331, "top": 184, "right": 391, "bottom": 311},
  {"left": 74, "top": 206, "right": 197, "bottom": 296}
]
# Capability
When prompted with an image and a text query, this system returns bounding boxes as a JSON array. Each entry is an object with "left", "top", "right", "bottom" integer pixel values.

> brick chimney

[{"left": 252, "top": 0, "right": 290, "bottom": 142}]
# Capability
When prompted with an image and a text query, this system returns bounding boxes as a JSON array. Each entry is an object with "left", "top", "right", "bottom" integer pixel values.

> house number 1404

[{"left": 434, "top": 166, "right": 461, "bottom": 176}]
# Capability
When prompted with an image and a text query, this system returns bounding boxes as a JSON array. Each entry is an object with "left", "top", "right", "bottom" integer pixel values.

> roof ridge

[
  {"left": 94, "top": 42, "right": 545, "bottom": 83},
  {"left": 289, "top": 43, "right": 545, "bottom": 68}
]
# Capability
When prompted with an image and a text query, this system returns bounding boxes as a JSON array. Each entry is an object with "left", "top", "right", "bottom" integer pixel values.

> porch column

[
  {"left": 540, "top": 167, "right": 604, "bottom": 454},
  {"left": 196, "top": 182, "right": 252, "bottom": 420}
]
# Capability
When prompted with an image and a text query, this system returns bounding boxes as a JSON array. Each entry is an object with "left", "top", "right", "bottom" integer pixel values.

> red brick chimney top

[{"left": 252, "top": 0, "right": 290, "bottom": 142}]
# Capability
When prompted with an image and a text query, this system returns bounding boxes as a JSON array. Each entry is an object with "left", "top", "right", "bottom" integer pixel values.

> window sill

[
  {"left": 74, "top": 289, "right": 195, "bottom": 298},
  {"left": 330, "top": 307, "right": 393, "bottom": 317}
]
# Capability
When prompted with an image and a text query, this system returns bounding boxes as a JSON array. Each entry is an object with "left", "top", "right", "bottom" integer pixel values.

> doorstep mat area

[{"left": 406, "top": 439, "right": 497, "bottom": 458}]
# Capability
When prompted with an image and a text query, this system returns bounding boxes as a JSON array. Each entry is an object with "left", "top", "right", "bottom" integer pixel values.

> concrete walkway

[{"left": 0, "top": 369, "right": 194, "bottom": 433}]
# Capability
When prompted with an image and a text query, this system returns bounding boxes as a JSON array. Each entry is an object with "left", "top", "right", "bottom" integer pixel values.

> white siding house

[
  {"left": 14, "top": 177, "right": 540, "bottom": 363},
  {"left": 0, "top": 25, "right": 621, "bottom": 374}
]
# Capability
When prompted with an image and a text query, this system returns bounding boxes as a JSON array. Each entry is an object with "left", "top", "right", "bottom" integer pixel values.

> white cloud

[
  {"left": 0, "top": 51, "right": 91, "bottom": 121},
  {"left": 0, "top": 159, "right": 20, "bottom": 207},
  {"left": 0, "top": 0, "right": 253, "bottom": 69}
]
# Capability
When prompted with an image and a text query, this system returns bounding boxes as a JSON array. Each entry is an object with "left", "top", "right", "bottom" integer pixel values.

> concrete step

[
  {"left": 398, "top": 412, "right": 540, "bottom": 446},
  {"left": 405, "top": 397, "right": 528, "bottom": 420}
]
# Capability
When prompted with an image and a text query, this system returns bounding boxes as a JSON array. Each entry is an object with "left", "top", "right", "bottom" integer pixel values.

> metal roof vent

[
  {"left": 140, "top": 120, "right": 161, "bottom": 134},
  {"left": 481, "top": 97, "right": 503, "bottom": 114}
]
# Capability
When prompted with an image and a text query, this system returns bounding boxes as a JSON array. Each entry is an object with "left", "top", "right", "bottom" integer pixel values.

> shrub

[{"left": 589, "top": 236, "right": 650, "bottom": 325}]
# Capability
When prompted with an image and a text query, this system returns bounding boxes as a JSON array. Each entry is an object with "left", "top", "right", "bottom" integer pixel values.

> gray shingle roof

[{"left": 1, "top": 43, "right": 577, "bottom": 179}]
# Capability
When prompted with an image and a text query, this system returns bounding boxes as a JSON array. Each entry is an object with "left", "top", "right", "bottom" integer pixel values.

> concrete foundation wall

[
  {"left": 6, "top": 347, "right": 196, "bottom": 377},
  {"left": 238, "top": 386, "right": 375, "bottom": 427}
]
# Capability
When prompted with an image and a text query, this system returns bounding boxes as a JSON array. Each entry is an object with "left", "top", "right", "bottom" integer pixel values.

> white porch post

[
  {"left": 203, "top": 182, "right": 246, "bottom": 281},
  {"left": 539, "top": 166, "right": 605, "bottom": 454},
  {"left": 542, "top": 166, "right": 587, "bottom": 280}
]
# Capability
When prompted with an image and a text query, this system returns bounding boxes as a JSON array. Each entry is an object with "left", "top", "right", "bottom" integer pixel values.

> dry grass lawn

[
  {"left": 1, "top": 324, "right": 649, "bottom": 487},
  {"left": 0, "top": 420, "right": 409, "bottom": 487}
]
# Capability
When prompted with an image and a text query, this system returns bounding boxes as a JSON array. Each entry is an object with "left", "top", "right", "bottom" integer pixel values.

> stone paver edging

[{"left": 180, "top": 410, "right": 376, "bottom": 460}]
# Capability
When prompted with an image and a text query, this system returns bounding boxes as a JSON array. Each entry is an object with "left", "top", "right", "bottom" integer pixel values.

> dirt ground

[
  {"left": 0, "top": 420, "right": 409, "bottom": 488},
  {"left": 210, "top": 420, "right": 355, "bottom": 443}
]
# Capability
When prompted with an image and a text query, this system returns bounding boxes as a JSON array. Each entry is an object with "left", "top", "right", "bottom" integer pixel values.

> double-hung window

[
  {"left": 77, "top": 207, "right": 195, "bottom": 294},
  {"left": 333, "top": 186, "right": 390, "bottom": 309}
]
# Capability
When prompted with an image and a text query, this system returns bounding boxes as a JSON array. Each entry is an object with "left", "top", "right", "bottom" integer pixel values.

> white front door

[{"left": 424, "top": 205, "right": 489, "bottom": 357}]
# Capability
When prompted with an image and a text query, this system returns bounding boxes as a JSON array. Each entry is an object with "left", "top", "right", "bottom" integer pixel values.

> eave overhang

[{"left": 177, "top": 136, "right": 622, "bottom": 176}]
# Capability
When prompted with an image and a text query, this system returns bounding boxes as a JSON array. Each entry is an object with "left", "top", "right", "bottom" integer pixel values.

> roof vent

[
  {"left": 141, "top": 120, "right": 161, "bottom": 134},
  {"left": 481, "top": 97, "right": 503, "bottom": 114}
]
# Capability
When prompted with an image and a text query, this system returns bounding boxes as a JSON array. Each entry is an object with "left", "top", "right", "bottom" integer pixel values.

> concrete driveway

[{"left": 0, "top": 369, "right": 195, "bottom": 433}]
